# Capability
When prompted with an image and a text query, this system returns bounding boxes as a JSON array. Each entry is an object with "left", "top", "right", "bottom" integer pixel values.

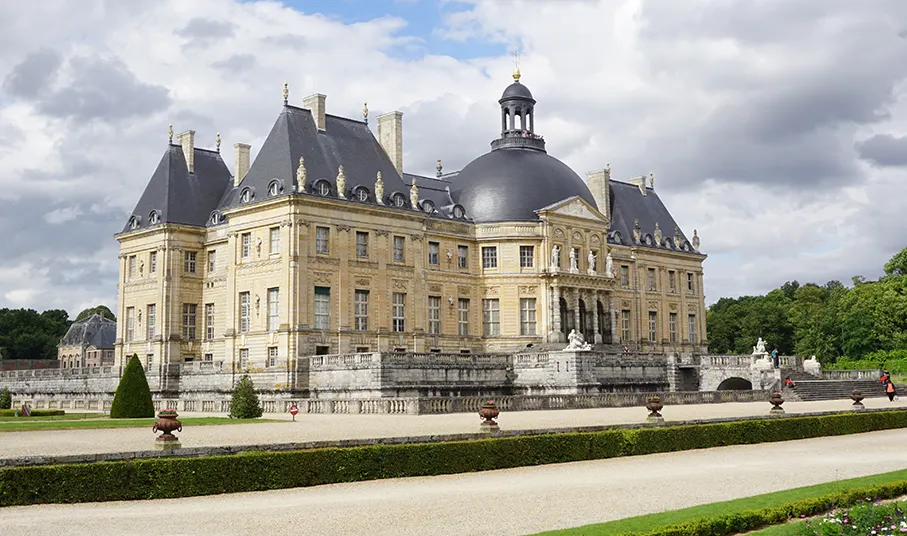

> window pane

[
  {"left": 355, "top": 290, "right": 369, "bottom": 331},
  {"left": 482, "top": 247, "right": 497, "bottom": 269},
  {"left": 428, "top": 296, "right": 441, "bottom": 334},
  {"left": 240, "top": 292, "right": 251, "bottom": 332},
  {"left": 356, "top": 232, "right": 368, "bottom": 258},
  {"left": 270, "top": 227, "right": 280, "bottom": 254},
  {"left": 316, "top": 227, "right": 329, "bottom": 254},
  {"left": 392, "top": 292, "right": 405, "bottom": 332},
  {"left": 314, "top": 287, "right": 330, "bottom": 330},
  {"left": 457, "top": 245, "right": 468, "bottom": 268},
  {"left": 428, "top": 242, "right": 439, "bottom": 265},
  {"left": 458, "top": 298, "right": 469, "bottom": 336},
  {"left": 520, "top": 298, "right": 536, "bottom": 335},
  {"left": 520, "top": 246, "right": 534, "bottom": 268},
  {"left": 393, "top": 236, "right": 405, "bottom": 262},
  {"left": 483, "top": 299, "right": 499, "bottom": 336},
  {"left": 268, "top": 288, "right": 279, "bottom": 331}
]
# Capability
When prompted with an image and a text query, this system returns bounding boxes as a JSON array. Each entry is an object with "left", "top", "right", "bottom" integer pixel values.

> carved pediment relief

[{"left": 547, "top": 198, "right": 607, "bottom": 222}]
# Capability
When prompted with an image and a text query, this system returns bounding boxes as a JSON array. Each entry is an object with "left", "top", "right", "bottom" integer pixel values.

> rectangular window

[
  {"left": 182, "top": 304, "right": 197, "bottom": 339},
  {"left": 648, "top": 311, "right": 657, "bottom": 342},
  {"left": 668, "top": 270, "right": 676, "bottom": 292},
  {"left": 620, "top": 265, "right": 630, "bottom": 288},
  {"left": 184, "top": 251, "right": 197, "bottom": 273},
  {"left": 428, "top": 296, "right": 441, "bottom": 334},
  {"left": 129, "top": 255, "right": 136, "bottom": 278},
  {"left": 316, "top": 226, "right": 329, "bottom": 254},
  {"left": 520, "top": 245, "right": 534, "bottom": 268},
  {"left": 689, "top": 314, "right": 697, "bottom": 344},
  {"left": 393, "top": 236, "right": 405, "bottom": 262},
  {"left": 239, "top": 348, "right": 249, "bottom": 370},
  {"left": 126, "top": 307, "right": 135, "bottom": 342},
  {"left": 268, "top": 347, "right": 278, "bottom": 368},
  {"left": 269, "top": 227, "right": 280, "bottom": 255},
  {"left": 354, "top": 290, "right": 369, "bottom": 331},
  {"left": 482, "top": 246, "right": 498, "bottom": 269},
  {"left": 208, "top": 250, "right": 216, "bottom": 272},
  {"left": 205, "top": 303, "right": 215, "bottom": 340},
  {"left": 203, "top": 353, "right": 213, "bottom": 362},
  {"left": 458, "top": 298, "right": 469, "bottom": 336},
  {"left": 687, "top": 272, "right": 695, "bottom": 293},
  {"left": 239, "top": 292, "right": 251, "bottom": 333},
  {"left": 146, "top": 304, "right": 156, "bottom": 339},
  {"left": 241, "top": 233, "right": 251, "bottom": 258},
  {"left": 356, "top": 231, "right": 369, "bottom": 258},
  {"left": 669, "top": 312, "right": 677, "bottom": 343},
  {"left": 457, "top": 245, "right": 468, "bottom": 269},
  {"left": 621, "top": 309, "right": 631, "bottom": 342},
  {"left": 149, "top": 252, "right": 157, "bottom": 273},
  {"left": 392, "top": 292, "right": 405, "bottom": 332},
  {"left": 267, "top": 288, "right": 279, "bottom": 331},
  {"left": 314, "top": 287, "right": 330, "bottom": 330},
  {"left": 483, "top": 299, "right": 500, "bottom": 336},
  {"left": 648, "top": 268, "right": 656, "bottom": 290},
  {"left": 146, "top": 354, "right": 153, "bottom": 371},
  {"left": 428, "top": 242, "right": 439, "bottom": 265},
  {"left": 520, "top": 298, "right": 537, "bottom": 335}
]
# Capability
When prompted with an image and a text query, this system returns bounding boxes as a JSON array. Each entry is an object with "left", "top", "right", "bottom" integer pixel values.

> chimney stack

[
  {"left": 585, "top": 167, "right": 611, "bottom": 221},
  {"left": 234, "top": 143, "right": 251, "bottom": 187},
  {"left": 303, "top": 93, "right": 327, "bottom": 131},
  {"left": 377, "top": 111, "right": 403, "bottom": 176},
  {"left": 177, "top": 130, "right": 195, "bottom": 173}
]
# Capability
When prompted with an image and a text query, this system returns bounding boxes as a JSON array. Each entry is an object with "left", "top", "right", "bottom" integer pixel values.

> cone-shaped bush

[
  {"left": 0, "top": 387, "right": 11, "bottom": 410},
  {"left": 229, "top": 374, "right": 263, "bottom": 419},
  {"left": 109, "top": 354, "right": 154, "bottom": 418}
]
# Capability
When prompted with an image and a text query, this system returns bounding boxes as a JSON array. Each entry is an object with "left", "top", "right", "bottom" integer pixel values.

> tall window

[
  {"left": 392, "top": 293, "right": 405, "bottom": 332},
  {"left": 129, "top": 255, "right": 136, "bottom": 278},
  {"left": 316, "top": 227, "right": 329, "bottom": 254},
  {"left": 241, "top": 233, "right": 251, "bottom": 258},
  {"left": 354, "top": 290, "right": 369, "bottom": 331},
  {"left": 268, "top": 347, "right": 278, "bottom": 368},
  {"left": 149, "top": 251, "right": 157, "bottom": 273},
  {"left": 520, "top": 245, "right": 534, "bottom": 268},
  {"left": 205, "top": 303, "right": 215, "bottom": 340},
  {"left": 620, "top": 265, "right": 630, "bottom": 288},
  {"left": 483, "top": 299, "right": 500, "bottom": 336},
  {"left": 428, "top": 296, "right": 441, "bottom": 334},
  {"left": 208, "top": 250, "right": 216, "bottom": 272},
  {"left": 621, "top": 309, "right": 631, "bottom": 342},
  {"left": 314, "top": 287, "right": 330, "bottom": 330},
  {"left": 520, "top": 298, "right": 537, "bottom": 335},
  {"left": 428, "top": 242, "right": 439, "bottom": 265},
  {"left": 269, "top": 227, "right": 280, "bottom": 255},
  {"left": 482, "top": 246, "right": 498, "bottom": 269},
  {"left": 393, "top": 236, "right": 405, "bottom": 262},
  {"left": 146, "top": 304, "right": 156, "bottom": 339},
  {"left": 668, "top": 270, "right": 676, "bottom": 292},
  {"left": 267, "top": 288, "right": 279, "bottom": 331},
  {"left": 458, "top": 298, "right": 469, "bottom": 336},
  {"left": 239, "top": 292, "right": 251, "bottom": 333},
  {"left": 687, "top": 272, "right": 695, "bottom": 293},
  {"left": 183, "top": 304, "right": 197, "bottom": 339},
  {"left": 126, "top": 307, "right": 135, "bottom": 342},
  {"left": 689, "top": 314, "right": 697, "bottom": 344},
  {"left": 457, "top": 245, "right": 468, "bottom": 269},
  {"left": 239, "top": 348, "right": 249, "bottom": 370},
  {"left": 669, "top": 312, "right": 677, "bottom": 343},
  {"left": 356, "top": 231, "right": 369, "bottom": 258},
  {"left": 648, "top": 311, "right": 657, "bottom": 342},
  {"left": 647, "top": 268, "right": 656, "bottom": 290},
  {"left": 184, "top": 251, "right": 197, "bottom": 273}
]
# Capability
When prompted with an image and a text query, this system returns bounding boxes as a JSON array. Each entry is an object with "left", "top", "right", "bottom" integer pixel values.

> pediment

[{"left": 537, "top": 196, "right": 607, "bottom": 223}]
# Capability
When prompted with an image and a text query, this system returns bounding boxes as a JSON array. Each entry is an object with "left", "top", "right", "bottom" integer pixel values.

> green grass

[
  {"left": 746, "top": 522, "right": 805, "bottom": 535},
  {"left": 534, "top": 469, "right": 907, "bottom": 535},
  {"left": 0, "top": 413, "right": 103, "bottom": 422},
  {"left": 0, "top": 417, "right": 280, "bottom": 432}
]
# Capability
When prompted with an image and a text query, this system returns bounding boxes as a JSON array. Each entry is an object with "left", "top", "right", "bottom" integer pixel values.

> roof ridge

[{"left": 325, "top": 113, "right": 367, "bottom": 125}]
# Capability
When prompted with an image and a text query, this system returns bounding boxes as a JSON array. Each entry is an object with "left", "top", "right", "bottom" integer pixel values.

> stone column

[
  {"left": 609, "top": 293, "right": 618, "bottom": 345},
  {"left": 549, "top": 285, "right": 562, "bottom": 343},
  {"left": 592, "top": 291, "right": 601, "bottom": 344},
  {"left": 573, "top": 288, "right": 581, "bottom": 338}
]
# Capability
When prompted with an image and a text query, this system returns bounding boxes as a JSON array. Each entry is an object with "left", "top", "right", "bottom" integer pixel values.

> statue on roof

[
  {"left": 296, "top": 156, "right": 307, "bottom": 192},
  {"left": 374, "top": 171, "right": 384, "bottom": 205},
  {"left": 336, "top": 166, "right": 346, "bottom": 199},
  {"left": 587, "top": 250, "right": 596, "bottom": 275},
  {"left": 692, "top": 229, "right": 700, "bottom": 251},
  {"left": 569, "top": 248, "right": 578, "bottom": 273},
  {"left": 410, "top": 177, "right": 419, "bottom": 208},
  {"left": 654, "top": 222, "right": 663, "bottom": 245}
]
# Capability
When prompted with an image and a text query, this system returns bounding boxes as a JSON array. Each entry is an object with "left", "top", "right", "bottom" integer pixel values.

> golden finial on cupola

[
  {"left": 363, "top": 101, "right": 369, "bottom": 123},
  {"left": 168, "top": 124, "right": 173, "bottom": 144},
  {"left": 283, "top": 82, "right": 289, "bottom": 105},
  {"left": 512, "top": 50, "right": 521, "bottom": 81},
  {"left": 215, "top": 132, "right": 221, "bottom": 153}
]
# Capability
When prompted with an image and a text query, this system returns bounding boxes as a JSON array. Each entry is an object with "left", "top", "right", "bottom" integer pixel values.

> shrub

[
  {"left": 0, "top": 387, "right": 10, "bottom": 410},
  {"left": 229, "top": 375, "right": 263, "bottom": 419},
  {"left": 109, "top": 354, "right": 154, "bottom": 419},
  {"left": 0, "top": 409, "right": 64, "bottom": 418}
]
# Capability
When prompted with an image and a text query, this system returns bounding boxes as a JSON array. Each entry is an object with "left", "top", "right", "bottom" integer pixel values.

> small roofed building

[{"left": 57, "top": 313, "right": 117, "bottom": 368}]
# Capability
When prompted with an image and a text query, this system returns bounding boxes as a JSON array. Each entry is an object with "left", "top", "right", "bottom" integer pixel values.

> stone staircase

[{"left": 782, "top": 368, "right": 885, "bottom": 401}]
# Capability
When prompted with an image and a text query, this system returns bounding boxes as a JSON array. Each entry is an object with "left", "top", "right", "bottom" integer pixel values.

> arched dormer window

[
  {"left": 314, "top": 180, "right": 331, "bottom": 196},
  {"left": 240, "top": 187, "right": 253, "bottom": 204},
  {"left": 267, "top": 179, "right": 282, "bottom": 197},
  {"left": 148, "top": 210, "right": 161, "bottom": 225},
  {"left": 128, "top": 215, "right": 140, "bottom": 230},
  {"left": 392, "top": 192, "right": 406, "bottom": 207},
  {"left": 420, "top": 200, "right": 435, "bottom": 214},
  {"left": 452, "top": 204, "right": 465, "bottom": 219},
  {"left": 355, "top": 186, "right": 370, "bottom": 202},
  {"left": 209, "top": 210, "right": 225, "bottom": 226}
]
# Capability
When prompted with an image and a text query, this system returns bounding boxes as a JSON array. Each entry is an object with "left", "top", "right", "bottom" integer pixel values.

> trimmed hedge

[
  {"left": 0, "top": 409, "right": 65, "bottom": 418},
  {"left": 0, "top": 387, "right": 10, "bottom": 410},
  {"left": 109, "top": 354, "right": 154, "bottom": 418},
  {"left": 1, "top": 410, "right": 906, "bottom": 507}
]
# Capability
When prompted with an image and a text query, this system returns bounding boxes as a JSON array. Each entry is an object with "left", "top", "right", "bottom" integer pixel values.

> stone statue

[
  {"left": 752, "top": 337, "right": 766, "bottom": 355},
  {"left": 374, "top": 171, "right": 384, "bottom": 205},
  {"left": 410, "top": 177, "right": 419, "bottom": 208},
  {"left": 336, "top": 165, "right": 346, "bottom": 199},
  {"left": 139, "top": 259, "right": 144, "bottom": 276},
  {"left": 633, "top": 219, "right": 641, "bottom": 243},
  {"left": 654, "top": 222, "right": 663, "bottom": 244},
  {"left": 587, "top": 250, "right": 596, "bottom": 275},
  {"left": 692, "top": 229, "right": 700, "bottom": 251},
  {"left": 256, "top": 236, "right": 263, "bottom": 257},
  {"left": 296, "top": 156, "right": 307, "bottom": 192},
  {"left": 550, "top": 245, "right": 560, "bottom": 270},
  {"left": 605, "top": 252, "right": 614, "bottom": 278},
  {"left": 569, "top": 248, "right": 578, "bottom": 273},
  {"left": 565, "top": 329, "right": 592, "bottom": 351}
]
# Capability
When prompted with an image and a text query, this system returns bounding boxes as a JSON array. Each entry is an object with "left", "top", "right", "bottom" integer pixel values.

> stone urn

[
  {"left": 769, "top": 392, "right": 785, "bottom": 415},
  {"left": 478, "top": 400, "right": 500, "bottom": 431},
  {"left": 152, "top": 409, "right": 182, "bottom": 450},
  {"left": 851, "top": 389, "right": 865, "bottom": 410},
  {"left": 646, "top": 395, "right": 664, "bottom": 424}
]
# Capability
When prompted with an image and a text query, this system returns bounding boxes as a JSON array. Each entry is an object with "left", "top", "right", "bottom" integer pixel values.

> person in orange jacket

[{"left": 887, "top": 380, "right": 898, "bottom": 402}]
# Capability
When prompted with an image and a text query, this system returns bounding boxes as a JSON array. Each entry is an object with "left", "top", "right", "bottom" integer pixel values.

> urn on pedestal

[
  {"left": 152, "top": 408, "right": 182, "bottom": 450},
  {"left": 478, "top": 400, "right": 500, "bottom": 431},
  {"left": 851, "top": 389, "right": 865, "bottom": 410},
  {"left": 769, "top": 391, "right": 785, "bottom": 415},
  {"left": 646, "top": 395, "right": 664, "bottom": 424}
]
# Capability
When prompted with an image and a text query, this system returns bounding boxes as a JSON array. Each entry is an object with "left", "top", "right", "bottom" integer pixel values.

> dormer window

[
  {"left": 209, "top": 211, "right": 224, "bottom": 225},
  {"left": 148, "top": 211, "right": 160, "bottom": 225},
  {"left": 315, "top": 180, "right": 331, "bottom": 196},
  {"left": 355, "top": 187, "right": 370, "bottom": 202},
  {"left": 452, "top": 205, "right": 465, "bottom": 219},
  {"left": 240, "top": 188, "right": 253, "bottom": 204},
  {"left": 421, "top": 200, "right": 435, "bottom": 213},
  {"left": 393, "top": 193, "right": 406, "bottom": 207},
  {"left": 267, "top": 180, "right": 281, "bottom": 197},
  {"left": 128, "top": 216, "right": 140, "bottom": 230}
]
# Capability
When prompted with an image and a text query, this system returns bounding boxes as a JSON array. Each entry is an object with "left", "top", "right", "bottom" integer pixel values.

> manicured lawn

[
  {"left": 535, "top": 469, "right": 907, "bottom": 535},
  {"left": 0, "top": 417, "right": 280, "bottom": 432},
  {"left": 0, "top": 412, "right": 103, "bottom": 422}
]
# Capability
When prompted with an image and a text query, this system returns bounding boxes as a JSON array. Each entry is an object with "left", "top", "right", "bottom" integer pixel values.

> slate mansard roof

[
  {"left": 59, "top": 314, "right": 116, "bottom": 349},
  {"left": 607, "top": 180, "right": 697, "bottom": 252}
]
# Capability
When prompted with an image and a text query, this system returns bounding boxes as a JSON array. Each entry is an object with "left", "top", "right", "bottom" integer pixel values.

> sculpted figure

[
  {"left": 565, "top": 329, "right": 592, "bottom": 351},
  {"left": 374, "top": 171, "right": 384, "bottom": 205},
  {"left": 587, "top": 251, "right": 596, "bottom": 273},
  {"left": 296, "top": 156, "right": 307, "bottom": 192},
  {"left": 336, "top": 166, "right": 346, "bottom": 199},
  {"left": 569, "top": 248, "right": 578, "bottom": 273},
  {"left": 550, "top": 245, "right": 560, "bottom": 270},
  {"left": 605, "top": 252, "right": 614, "bottom": 278}
]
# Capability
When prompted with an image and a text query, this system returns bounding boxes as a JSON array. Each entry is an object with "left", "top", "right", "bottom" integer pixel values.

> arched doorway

[
  {"left": 717, "top": 377, "right": 753, "bottom": 390},
  {"left": 578, "top": 299, "right": 587, "bottom": 339},
  {"left": 559, "top": 297, "right": 571, "bottom": 335},
  {"left": 597, "top": 300, "right": 612, "bottom": 344}
]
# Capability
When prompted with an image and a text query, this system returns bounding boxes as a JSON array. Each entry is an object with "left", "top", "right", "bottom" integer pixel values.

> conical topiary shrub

[
  {"left": 0, "top": 387, "right": 11, "bottom": 410},
  {"left": 229, "top": 374, "right": 263, "bottom": 419},
  {"left": 110, "top": 354, "right": 154, "bottom": 418}
]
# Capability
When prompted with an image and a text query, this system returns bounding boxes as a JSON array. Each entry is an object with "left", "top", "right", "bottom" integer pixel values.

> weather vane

[{"left": 512, "top": 49, "right": 522, "bottom": 81}]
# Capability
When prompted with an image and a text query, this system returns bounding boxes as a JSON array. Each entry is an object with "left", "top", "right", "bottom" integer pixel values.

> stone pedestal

[{"left": 154, "top": 440, "right": 181, "bottom": 451}]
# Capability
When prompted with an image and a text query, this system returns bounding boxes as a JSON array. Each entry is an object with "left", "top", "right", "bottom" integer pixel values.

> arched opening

[
  {"left": 597, "top": 300, "right": 612, "bottom": 344},
  {"left": 559, "top": 297, "right": 570, "bottom": 335},
  {"left": 579, "top": 299, "right": 590, "bottom": 342},
  {"left": 515, "top": 110, "right": 524, "bottom": 131},
  {"left": 717, "top": 377, "right": 753, "bottom": 391}
]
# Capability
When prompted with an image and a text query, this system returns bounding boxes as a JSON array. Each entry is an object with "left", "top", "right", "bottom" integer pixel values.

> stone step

[{"left": 789, "top": 379, "right": 887, "bottom": 401}]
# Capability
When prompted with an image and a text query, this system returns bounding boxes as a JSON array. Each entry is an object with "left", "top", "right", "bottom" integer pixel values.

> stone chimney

[
  {"left": 377, "top": 111, "right": 403, "bottom": 175},
  {"left": 177, "top": 130, "right": 195, "bottom": 174},
  {"left": 234, "top": 143, "right": 251, "bottom": 187},
  {"left": 628, "top": 175, "right": 647, "bottom": 196},
  {"left": 585, "top": 167, "right": 611, "bottom": 221},
  {"left": 303, "top": 93, "right": 327, "bottom": 131}
]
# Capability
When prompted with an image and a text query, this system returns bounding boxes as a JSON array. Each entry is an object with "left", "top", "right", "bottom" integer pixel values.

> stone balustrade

[{"left": 821, "top": 369, "right": 882, "bottom": 380}]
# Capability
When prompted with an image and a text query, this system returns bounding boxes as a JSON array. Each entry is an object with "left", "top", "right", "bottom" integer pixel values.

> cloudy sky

[{"left": 1, "top": 0, "right": 907, "bottom": 317}]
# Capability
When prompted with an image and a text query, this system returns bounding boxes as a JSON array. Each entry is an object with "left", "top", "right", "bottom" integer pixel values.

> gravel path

[
  {"left": 2, "top": 397, "right": 905, "bottom": 459},
  {"left": 2, "top": 428, "right": 905, "bottom": 536}
]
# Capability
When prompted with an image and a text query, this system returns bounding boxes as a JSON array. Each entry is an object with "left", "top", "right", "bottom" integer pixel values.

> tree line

[{"left": 0, "top": 306, "right": 115, "bottom": 361}]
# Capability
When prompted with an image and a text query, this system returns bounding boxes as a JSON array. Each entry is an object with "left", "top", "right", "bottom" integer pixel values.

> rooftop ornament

[
  {"left": 363, "top": 100, "right": 368, "bottom": 123},
  {"left": 283, "top": 82, "right": 289, "bottom": 105},
  {"left": 215, "top": 132, "right": 221, "bottom": 153},
  {"left": 168, "top": 124, "right": 173, "bottom": 144}
]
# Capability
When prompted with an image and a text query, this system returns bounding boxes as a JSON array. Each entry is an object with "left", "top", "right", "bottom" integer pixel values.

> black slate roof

[
  {"left": 59, "top": 314, "right": 116, "bottom": 349},
  {"left": 608, "top": 180, "right": 697, "bottom": 252},
  {"left": 123, "top": 145, "right": 232, "bottom": 233}
]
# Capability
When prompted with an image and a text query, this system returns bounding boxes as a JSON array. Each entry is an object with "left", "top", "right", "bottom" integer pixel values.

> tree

[
  {"left": 229, "top": 375, "right": 263, "bottom": 419},
  {"left": 109, "top": 354, "right": 154, "bottom": 418},
  {"left": 0, "top": 308, "right": 71, "bottom": 360},
  {"left": 75, "top": 305, "right": 116, "bottom": 322},
  {"left": 0, "top": 387, "right": 11, "bottom": 410}
]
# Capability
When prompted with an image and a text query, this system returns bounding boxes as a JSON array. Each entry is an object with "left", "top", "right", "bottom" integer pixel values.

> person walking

[
  {"left": 771, "top": 346, "right": 780, "bottom": 369},
  {"left": 887, "top": 380, "right": 898, "bottom": 402}
]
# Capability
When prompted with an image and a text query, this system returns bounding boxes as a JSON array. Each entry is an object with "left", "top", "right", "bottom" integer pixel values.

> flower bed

[{"left": 801, "top": 499, "right": 907, "bottom": 535}]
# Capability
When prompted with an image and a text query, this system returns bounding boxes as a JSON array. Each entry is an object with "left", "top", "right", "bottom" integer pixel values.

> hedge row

[
  {"left": 638, "top": 481, "right": 907, "bottom": 536},
  {"left": 0, "top": 409, "right": 65, "bottom": 418},
  {"left": 1, "top": 410, "right": 906, "bottom": 507}
]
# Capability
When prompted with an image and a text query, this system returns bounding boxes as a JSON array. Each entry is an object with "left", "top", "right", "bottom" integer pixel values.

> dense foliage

[
  {"left": 109, "top": 355, "right": 154, "bottom": 419},
  {"left": 707, "top": 247, "right": 907, "bottom": 363},
  {"left": 74, "top": 305, "right": 116, "bottom": 322},
  {"left": 799, "top": 500, "right": 907, "bottom": 535},
  {"left": 1, "top": 410, "right": 905, "bottom": 507},
  {"left": 0, "top": 409, "right": 65, "bottom": 417},
  {"left": 229, "top": 375, "right": 263, "bottom": 419},
  {"left": 0, "top": 308, "right": 71, "bottom": 360},
  {"left": 0, "top": 388, "right": 10, "bottom": 410}
]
